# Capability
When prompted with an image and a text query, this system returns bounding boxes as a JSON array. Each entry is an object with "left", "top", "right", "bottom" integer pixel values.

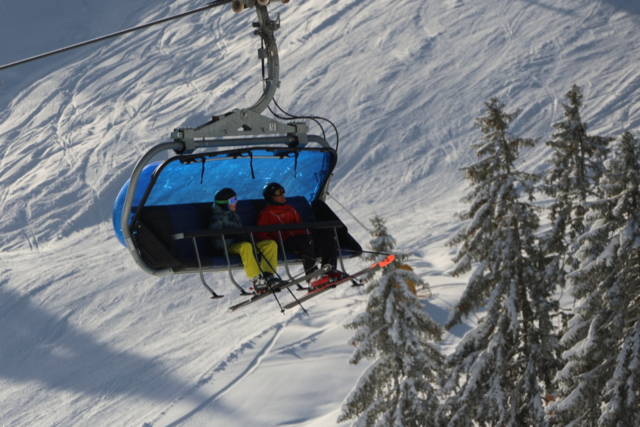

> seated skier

[
  {"left": 255, "top": 182, "right": 346, "bottom": 289},
  {"left": 209, "top": 187, "right": 280, "bottom": 293}
]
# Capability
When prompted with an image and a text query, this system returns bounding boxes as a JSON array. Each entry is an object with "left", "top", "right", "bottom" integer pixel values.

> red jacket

[{"left": 256, "top": 204, "right": 307, "bottom": 242}]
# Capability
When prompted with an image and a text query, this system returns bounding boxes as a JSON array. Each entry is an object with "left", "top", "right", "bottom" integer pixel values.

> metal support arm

[
  {"left": 170, "top": 4, "right": 306, "bottom": 154},
  {"left": 249, "top": 5, "right": 280, "bottom": 113}
]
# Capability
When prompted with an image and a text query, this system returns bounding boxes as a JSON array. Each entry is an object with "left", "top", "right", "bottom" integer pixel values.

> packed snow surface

[{"left": 1, "top": 0, "right": 639, "bottom": 425}]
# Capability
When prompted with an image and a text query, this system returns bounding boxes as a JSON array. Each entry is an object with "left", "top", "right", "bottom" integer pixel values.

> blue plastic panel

[
  {"left": 146, "top": 149, "right": 333, "bottom": 205},
  {"left": 112, "top": 149, "right": 335, "bottom": 247}
]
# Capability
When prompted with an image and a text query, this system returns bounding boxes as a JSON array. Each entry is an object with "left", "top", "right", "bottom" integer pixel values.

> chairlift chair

[{"left": 112, "top": 2, "right": 362, "bottom": 299}]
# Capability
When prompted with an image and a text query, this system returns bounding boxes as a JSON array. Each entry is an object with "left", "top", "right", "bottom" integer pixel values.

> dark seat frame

[
  {"left": 173, "top": 220, "right": 350, "bottom": 297},
  {"left": 132, "top": 197, "right": 362, "bottom": 298}
]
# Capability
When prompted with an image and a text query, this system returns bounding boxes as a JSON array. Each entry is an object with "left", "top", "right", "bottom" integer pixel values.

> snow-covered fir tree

[
  {"left": 362, "top": 214, "right": 397, "bottom": 282},
  {"left": 541, "top": 84, "right": 612, "bottom": 272},
  {"left": 535, "top": 85, "right": 612, "bottom": 400},
  {"left": 437, "top": 98, "right": 559, "bottom": 426},
  {"left": 549, "top": 131, "right": 640, "bottom": 427},
  {"left": 338, "top": 215, "right": 444, "bottom": 427}
]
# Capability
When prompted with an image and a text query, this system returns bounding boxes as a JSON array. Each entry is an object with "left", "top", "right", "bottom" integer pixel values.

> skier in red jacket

[{"left": 256, "top": 182, "right": 344, "bottom": 288}]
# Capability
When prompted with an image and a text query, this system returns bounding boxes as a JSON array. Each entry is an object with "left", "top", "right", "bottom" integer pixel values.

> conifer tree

[
  {"left": 541, "top": 84, "right": 612, "bottom": 272},
  {"left": 437, "top": 98, "right": 558, "bottom": 426},
  {"left": 549, "top": 131, "right": 640, "bottom": 426},
  {"left": 362, "top": 214, "right": 397, "bottom": 282},
  {"left": 535, "top": 85, "right": 611, "bottom": 401},
  {"left": 338, "top": 215, "right": 444, "bottom": 427}
]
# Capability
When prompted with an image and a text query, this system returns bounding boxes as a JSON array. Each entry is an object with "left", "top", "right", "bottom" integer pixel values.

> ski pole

[
  {"left": 284, "top": 287, "right": 309, "bottom": 315},
  {"left": 255, "top": 245, "right": 305, "bottom": 314}
]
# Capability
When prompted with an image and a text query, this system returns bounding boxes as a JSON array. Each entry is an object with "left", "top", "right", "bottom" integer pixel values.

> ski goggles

[
  {"left": 273, "top": 188, "right": 285, "bottom": 197},
  {"left": 216, "top": 196, "right": 237, "bottom": 205}
]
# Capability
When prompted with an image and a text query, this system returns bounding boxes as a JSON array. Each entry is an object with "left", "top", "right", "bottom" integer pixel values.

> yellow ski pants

[{"left": 227, "top": 240, "right": 278, "bottom": 279}]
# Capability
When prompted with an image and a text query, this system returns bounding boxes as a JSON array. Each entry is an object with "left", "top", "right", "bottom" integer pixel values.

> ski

[
  {"left": 283, "top": 254, "right": 396, "bottom": 310},
  {"left": 228, "top": 265, "right": 331, "bottom": 312}
]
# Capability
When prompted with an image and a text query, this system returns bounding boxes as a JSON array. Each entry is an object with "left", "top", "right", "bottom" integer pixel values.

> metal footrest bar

[{"left": 192, "top": 237, "right": 223, "bottom": 299}]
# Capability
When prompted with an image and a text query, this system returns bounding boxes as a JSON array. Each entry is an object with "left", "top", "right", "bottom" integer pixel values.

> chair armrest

[{"left": 171, "top": 221, "right": 344, "bottom": 241}]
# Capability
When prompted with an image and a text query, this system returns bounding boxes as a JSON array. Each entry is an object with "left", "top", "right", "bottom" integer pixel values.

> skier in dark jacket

[
  {"left": 210, "top": 188, "right": 278, "bottom": 292},
  {"left": 256, "top": 182, "right": 345, "bottom": 288}
]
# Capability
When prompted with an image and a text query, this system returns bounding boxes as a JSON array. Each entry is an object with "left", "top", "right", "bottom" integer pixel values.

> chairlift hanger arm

[
  {"left": 246, "top": 3, "right": 282, "bottom": 114},
  {"left": 171, "top": 2, "right": 291, "bottom": 153},
  {"left": 230, "top": 1, "right": 288, "bottom": 113}
]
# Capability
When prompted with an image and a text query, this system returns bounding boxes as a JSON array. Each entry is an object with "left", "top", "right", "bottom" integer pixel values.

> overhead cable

[{"left": 0, "top": 0, "right": 232, "bottom": 71}]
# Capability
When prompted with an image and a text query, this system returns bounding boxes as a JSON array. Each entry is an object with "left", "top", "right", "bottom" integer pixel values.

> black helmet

[
  {"left": 215, "top": 188, "right": 237, "bottom": 206},
  {"left": 263, "top": 182, "right": 284, "bottom": 204}
]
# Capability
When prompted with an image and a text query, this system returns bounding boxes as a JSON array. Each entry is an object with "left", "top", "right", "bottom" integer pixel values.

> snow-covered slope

[{"left": 1, "top": 0, "right": 639, "bottom": 425}]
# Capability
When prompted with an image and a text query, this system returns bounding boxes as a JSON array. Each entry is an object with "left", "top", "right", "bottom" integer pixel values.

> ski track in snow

[
  {"left": 1, "top": 0, "right": 640, "bottom": 425},
  {"left": 150, "top": 324, "right": 287, "bottom": 426},
  {"left": 146, "top": 293, "right": 370, "bottom": 427}
]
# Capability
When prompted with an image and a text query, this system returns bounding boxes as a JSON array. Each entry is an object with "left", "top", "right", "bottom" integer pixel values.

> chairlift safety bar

[{"left": 171, "top": 221, "right": 343, "bottom": 241}]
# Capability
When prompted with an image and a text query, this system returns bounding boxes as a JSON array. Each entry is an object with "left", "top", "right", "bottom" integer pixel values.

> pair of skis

[
  {"left": 281, "top": 254, "right": 395, "bottom": 309},
  {"left": 228, "top": 265, "right": 330, "bottom": 312},
  {"left": 229, "top": 255, "right": 395, "bottom": 312}
]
